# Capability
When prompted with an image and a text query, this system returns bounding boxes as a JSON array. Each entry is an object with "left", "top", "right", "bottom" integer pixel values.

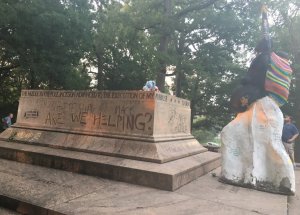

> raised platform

[
  {"left": 2, "top": 90, "right": 206, "bottom": 164},
  {"left": 0, "top": 90, "right": 221, "bottom": 193},
  {"left": 0, "top": 127, "right": 206, "bottom": 164},
  {"left": 0, "top": 159, "right": 288, "bottom": 215},
  {"left": 0, "top": 140, "right": 220, "bottom": 191}
]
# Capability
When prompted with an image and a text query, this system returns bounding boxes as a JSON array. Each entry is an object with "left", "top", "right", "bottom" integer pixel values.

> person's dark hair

[
  {"left": 285, "top": 115, "right": 293, "bottom": 121},
  {"left": 276, "top": 51, "right": 289, "bottom": 60},
  {"left": 255, "top": 38, "right": 272, "bottom": 53}
]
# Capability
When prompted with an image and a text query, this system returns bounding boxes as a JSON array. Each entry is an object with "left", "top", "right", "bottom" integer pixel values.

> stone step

[
  {"left": 0, "top": 207, "right": 21, "bottom": 215},
  {"left": 0, "top": 158, "right": 89, "bottom": 215},
  {"left": 0, "top": 140, "right": 220, "bottom": 191},
  {"left": 0, "top": 194, "right": 62, "bottom": 215},
  {"left": 0, "top": 159, "right": 287, "bottom": 215},
  {"left": 1, "top": 127, "right": 208, "bottom": 164}
]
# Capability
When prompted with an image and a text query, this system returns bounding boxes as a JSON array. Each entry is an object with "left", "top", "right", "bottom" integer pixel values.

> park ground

[{"left": 0, "top": 158, "right": 299, "bottom": 214}]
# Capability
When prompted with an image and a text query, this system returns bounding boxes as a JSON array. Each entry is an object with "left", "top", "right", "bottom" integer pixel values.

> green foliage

[
  {"left": 90, "top": 1, "right": 157, "bottom": 90},
  {"left": 270, "top": 1, "right": 300, "bottom": 130},
  {"left": 0, "top": 0, "right": 93, "bottom": 116},
  {"left": 192, "top": 128, "right": 220, "bottom": 144},
  {"left": 167, "top": 0, "right": 262, "bottom": 129},
  {"left": 192, "top": 115, "right": 221, "bottom": 144},
  {"left": 1, "top": 0, "right": 300, "bottom": 132}
]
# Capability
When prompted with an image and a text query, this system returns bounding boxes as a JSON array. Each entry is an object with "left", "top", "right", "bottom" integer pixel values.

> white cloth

[{"left": 221, "top": 96, "right": 295, "bottom": 194}]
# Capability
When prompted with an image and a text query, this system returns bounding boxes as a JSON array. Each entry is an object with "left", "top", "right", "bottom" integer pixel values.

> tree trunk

[
  {"left": 29, "top": 69, "right": 36, "bottom": 89},
  {"left": 156, "top": 34, "right": 168, "bottom": 92},
  {"left": 175, "top": 69, "right": 182, "bottom": 97},
  {"left": 175, "top": 33, "right": 185, "bottom": 97},
  {"left": 289, "top": 21, "right": 300, "bottom": 162},
  {"left": 96, "top": 52, "right": 104, "bottom": 90},
  {"left": 156, "top": 0, "right": 171, "bottom": 92},
  {"left": 293, "top": 51, "right": 300, "bottom": 162}
]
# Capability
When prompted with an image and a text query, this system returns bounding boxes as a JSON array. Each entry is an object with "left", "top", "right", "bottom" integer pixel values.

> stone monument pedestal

[{"left": 0, "top": 90, "right": 220, "bottom": 191}]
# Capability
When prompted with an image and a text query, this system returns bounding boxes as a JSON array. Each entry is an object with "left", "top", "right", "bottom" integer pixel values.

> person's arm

[
  {"left": 3, "top": 117, "right": 9, "bottom": 125},
  {"left": 288, "top": 133, "right": 299, "bottom": 143},
  {"left": 288, "top": 125, "right": 299, "bottom": 142}
]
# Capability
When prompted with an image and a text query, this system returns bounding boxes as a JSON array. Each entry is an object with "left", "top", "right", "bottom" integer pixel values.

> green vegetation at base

[{"left": 192, "top": 115, "right": 221, "bottom": 145}]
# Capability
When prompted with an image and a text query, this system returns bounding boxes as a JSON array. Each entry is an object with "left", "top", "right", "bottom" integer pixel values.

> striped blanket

[{"left": 265, "top": 52, "right": 293, "bottom": 106}]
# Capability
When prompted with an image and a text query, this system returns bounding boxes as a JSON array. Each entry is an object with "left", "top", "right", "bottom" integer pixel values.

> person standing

[
  {"left": 282, "top": 115, "right": 299, "bottom": 166},
  {"left": 1, "top": 113, "right": 13, "bottom": 130}
]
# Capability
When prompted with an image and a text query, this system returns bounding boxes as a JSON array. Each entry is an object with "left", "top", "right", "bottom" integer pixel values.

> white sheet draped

[{"left": 221, "top": 96, "right": 295, "bottom": 195}]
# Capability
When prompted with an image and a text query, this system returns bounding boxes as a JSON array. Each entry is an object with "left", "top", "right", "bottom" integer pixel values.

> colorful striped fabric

[{"left": 265, "top": 52, "right": 293, "bottom": 106}]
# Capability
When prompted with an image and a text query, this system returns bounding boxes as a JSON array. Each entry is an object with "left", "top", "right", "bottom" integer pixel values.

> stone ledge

[
  {"left": 0, "top": 140, "right": 220, "bottom": 191},
  {"left": 0, "top": 160, "right": 287, "bottom": 215},
  {"left": 0, "top": 128, "right": 207, "bottom": 163},
  {"left": 0, "top": 194, "right": 64, "bottom": 215}
]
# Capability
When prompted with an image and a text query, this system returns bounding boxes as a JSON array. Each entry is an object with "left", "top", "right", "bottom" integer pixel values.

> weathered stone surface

[
  {"left": 0, "top": 90, "right": 206, "bottom": 163},
  {"left": 288, "top": 167, "right": 300, "bottom": 214},
  {"left": 0, "top": 140, "right": 220, "bottom": 191},
  {"left": 220, "top": 96, "right": 295, "bottom": 195},
  {"left": 0, "top": 128, "right": 206, "bottom": 163},
  {"left": 0, "top": 160, "right": 287, "bottom": 215},
  {"left": 0, "top": 207, "right": 20, "bottom": 215},
  {"left": 14, "top": 90, "right": 191, "bottom": 141},
  {"left": 0, "top": 90, "right": 221, "bottom": 194}
]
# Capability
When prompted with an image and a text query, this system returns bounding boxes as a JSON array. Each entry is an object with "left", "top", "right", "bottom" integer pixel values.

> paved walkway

[
  {"left": 288, "top": 166, "right": 300, "bottom": 215},
  {"left": 0, "top": 158, "right": 298, "bottom": 214}
]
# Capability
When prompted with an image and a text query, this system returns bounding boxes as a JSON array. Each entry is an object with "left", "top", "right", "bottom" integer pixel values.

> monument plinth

[
  {"left": 15, "top": 90, "right": 192, "bottom": 141},
  {"left": 1, "top": 90, "right": 205, "bottom": 163},
  {"left": 0, "top": 90, "right": 220, "bottom": 191}
]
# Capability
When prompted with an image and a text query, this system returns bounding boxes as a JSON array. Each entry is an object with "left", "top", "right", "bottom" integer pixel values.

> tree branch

[
  {"left": 134, "top": 23, "right": 159, "bottom": 31},
  {"left": 0, "top": 64, "right": 19, "bottom": 72},
  {"left": 174, "top": 0, "right": 220, "bottom": 18},
  {"left": 165, "top": 72, "right": 176, "bottom": 76}
]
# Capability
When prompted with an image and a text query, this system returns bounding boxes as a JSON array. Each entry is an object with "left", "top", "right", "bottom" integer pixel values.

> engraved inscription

[
  {"left": 168, "top": 106, "right": 188, "bottom": 133},
  {"left": 24, "top": 110, "right": 39, "bottom": 118},
  {"left": 21, "top": 90, "right": 155, "bottom": 100},
  {"left": 17, "top": 90, "right": 192, "bottom": 137}
]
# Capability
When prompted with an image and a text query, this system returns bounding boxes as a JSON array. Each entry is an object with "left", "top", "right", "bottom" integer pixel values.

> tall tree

[
  {"left": 268, "top": 0, "right": 300, "bottom": 160},
  {"left": 128, "top": 0, "right": 220, "bottom": 92},
  {"left": 0, "top": 0, "right": 93, "bottom": 115},
  {"left": 90, "top": 0, "right": 156, "bottom": 90},
  {"left": 126, "top": 0, "right": 263, "bottom": 127},
  {"left": 0, "top": 0, "right": 92, "bottom": 89}
]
